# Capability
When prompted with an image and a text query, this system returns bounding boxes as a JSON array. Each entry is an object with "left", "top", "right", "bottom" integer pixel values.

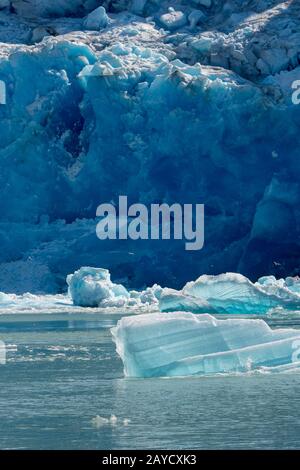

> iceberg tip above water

[
  {"left": 160, "top": 273, "right": 300, "bottom": 315},
  {"left": 111, "top": 312, "right": 300, "bottom": 378}
]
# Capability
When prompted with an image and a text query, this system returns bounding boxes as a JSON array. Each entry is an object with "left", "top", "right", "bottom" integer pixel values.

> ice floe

[{"left": 112, "top": 312, "right": 300, "bottom": 377}]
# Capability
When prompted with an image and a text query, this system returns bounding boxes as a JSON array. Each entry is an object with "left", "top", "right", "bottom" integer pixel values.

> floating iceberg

[
  {"left": 67, "top": 267, "right": 130, "bottom": 307},
  {"left": 160, "top": 273, "right": 300, "bottom": 315},
  {"left": 112, "top": 312, "right": 300, "bottom": 377},
  {"left": 67, "top": 266, "right": 162, "bottom": 308},
  {"left": 10, "top": 0, "right": 100, "bottom": 17}
]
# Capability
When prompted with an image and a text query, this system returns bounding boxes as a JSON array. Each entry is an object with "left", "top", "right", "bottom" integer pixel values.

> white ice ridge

[{"left": 111, "top": 312, "right": 300, "bottom": 378}]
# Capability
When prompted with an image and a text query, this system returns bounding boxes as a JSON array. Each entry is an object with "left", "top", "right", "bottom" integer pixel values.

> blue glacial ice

[
  {"left": 160, "top": 273, "right": 300, "bottom": 314},
  {"left": 67, "top": 266, "right": 162, "bottom": 308},
  {"left": 111, "top": 312, "right": 300, "bottom": 377},
  {"left": 0, "top": 1, "right": 300, "bottom": 293},
  {"left": 65, "top": 267, "right": 300, "bottom": 316},
  {"left": 67, "top": 266, "right": 130, "bottom": 307}
]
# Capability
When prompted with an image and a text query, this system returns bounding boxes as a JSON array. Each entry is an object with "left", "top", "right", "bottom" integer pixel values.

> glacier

[
  {"left": 0, "top": 1, "right": 300, "bottom": 293},
  {"left": 111, "top": 312, "right": 300, "bottom": 377}
]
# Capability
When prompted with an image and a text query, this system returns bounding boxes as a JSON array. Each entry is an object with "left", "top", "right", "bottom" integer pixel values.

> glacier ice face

[
  {"left": 66, "top": 266, "right": 130, "bottom": 307},
  {"left": 111, "top": 312, "right": 300, "bottom": 377},
  {"left": 0, "top": 2, "right": 300, "bottom": 293},
  {"left": 160, "top": 273, "right": 300, "bottom": 314}
]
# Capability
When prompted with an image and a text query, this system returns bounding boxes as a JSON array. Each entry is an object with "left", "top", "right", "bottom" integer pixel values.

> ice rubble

[
  {"left": 111, "top": 312, "right": 300, "bottom": 377},
  {"left": 0, "top": 2, "right": 300, "bottom": 293}
]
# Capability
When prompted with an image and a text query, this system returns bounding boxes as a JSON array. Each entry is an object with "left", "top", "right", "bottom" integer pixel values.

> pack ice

[{"left": 112, "top": 312, "right": 300, "bottom": 377}]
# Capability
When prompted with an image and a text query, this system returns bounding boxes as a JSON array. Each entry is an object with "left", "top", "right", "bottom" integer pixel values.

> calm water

[{"left": 0, "top": 313, "right": 300, "bottom": 450}]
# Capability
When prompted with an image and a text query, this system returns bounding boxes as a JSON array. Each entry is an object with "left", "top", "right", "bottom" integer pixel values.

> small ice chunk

[
  {"left": 110, "top": 414, "right": 118, "bottom": 425},
  {"left": 159, "top": 9, "right": 187, "bottom": 31},
  {"left": 191, "top": 34, "right": 214, "bottom": 53},
  {"left": 91, "top": 415, "right": 109, "bottom": 428},
  {"left": 83, "top": 6, "right": 109, "bottom": 31},
  {"left": 91, "top": 414, "right": 119, "bottom": 427},
  {"left": 195, "top": 0, "right": 211, "bottom": 7}
]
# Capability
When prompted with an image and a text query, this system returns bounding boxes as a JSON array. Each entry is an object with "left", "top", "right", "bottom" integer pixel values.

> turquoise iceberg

[{"left": 112, "top": 312, "right": 300, "bottom": 377}]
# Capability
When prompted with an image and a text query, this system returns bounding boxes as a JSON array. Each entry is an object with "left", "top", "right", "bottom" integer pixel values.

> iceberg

[
  {"left": 0, "top": 2, "right": 300, "bottom": 293},
  {"left": 66, "top": 266, "right": 130, "bottom": 307},
  {"left": 160, "top": 273, "right": 300, "bottom": 315},
  {"left": 83, "top": 6, "right": 109, "bottom": 31},
  {"left": 111, "top": 312, "right": 300, "bottom": 377},
  {"left": 67, "top": 266, "right": 162, "bottom": 308},
  {"left": 159, "top": 9, "right": 187, "bottom": 31}
]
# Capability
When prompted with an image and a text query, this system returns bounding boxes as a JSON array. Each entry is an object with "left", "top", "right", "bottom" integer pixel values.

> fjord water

[{"left": 0, "top": 313, "right": 300, "bottom": 450}]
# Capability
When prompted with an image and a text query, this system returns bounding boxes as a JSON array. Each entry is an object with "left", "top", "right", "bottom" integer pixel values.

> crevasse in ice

[
  {"left": 66, "top": 267, "right": 130, "bottom": 307},
  {"left": 111, "top": 312, "right": 300, "bottom": 377}
]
